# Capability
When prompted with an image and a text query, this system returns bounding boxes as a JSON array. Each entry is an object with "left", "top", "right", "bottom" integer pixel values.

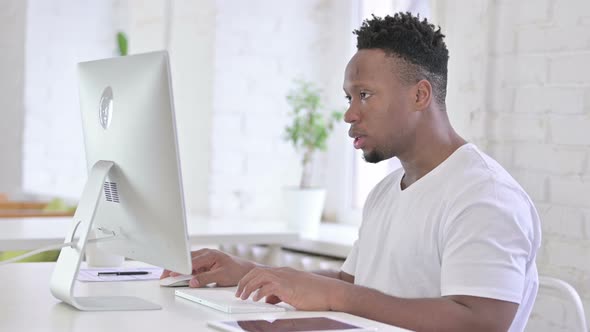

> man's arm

[
  {"left": 331, "top": 281, "right": 518, "bottom": 332},
  {"left": 313, "top": 269, "right": 355, "bottom": 283},
  {"left": 237, "top": 267, "right": 517, "bottom": 331}
]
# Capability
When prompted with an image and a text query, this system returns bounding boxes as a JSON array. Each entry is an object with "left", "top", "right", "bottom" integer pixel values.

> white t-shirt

[{"left": 341, "top": 143, "right": 541, "bottom": 332}]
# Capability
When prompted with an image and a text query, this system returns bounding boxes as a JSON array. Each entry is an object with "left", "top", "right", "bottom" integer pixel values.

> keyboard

[{"left": 175, "top": 288, "right": 287, "bottom": 314}]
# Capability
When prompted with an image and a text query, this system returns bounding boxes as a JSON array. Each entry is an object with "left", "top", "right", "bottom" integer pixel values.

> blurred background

[{"left": 1, "top": 0, "right": 589, "bottom": 330}]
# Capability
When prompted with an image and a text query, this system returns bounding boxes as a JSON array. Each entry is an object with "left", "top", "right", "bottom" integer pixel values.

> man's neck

[{"left": 398, "top": 113, "right": 466, "bottom": 190}]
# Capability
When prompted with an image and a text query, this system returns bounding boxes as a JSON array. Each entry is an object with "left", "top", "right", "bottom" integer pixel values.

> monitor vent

[{"left": 103, "top": 181, "right": 120, "bottom": 203}]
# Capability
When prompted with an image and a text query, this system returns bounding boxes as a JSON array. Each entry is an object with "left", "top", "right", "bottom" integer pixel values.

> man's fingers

[
  {"left": 190, "top": 269, "right": 221, "bottom": 288},
  {"left": 236, "top": 268, "right": 260, "bottom": 297},
  {"left": 239, "top": 273, "right": 271, "bottom": 300},
  {"left": 252, "top": 283, "right": 278, "bottom": 302},
  {"left": 265, "top": 295, "right": 282, "bottom": 304},
  {"left": 160, "top": 269, "right": 172, "bottom": 279},
  {"left": 191, "top": 251, "right": 217, "bottom": 272},
  {"left": 195, "top": 266, "right": 209, "bottom": 273},
  {"left": 162, "top": 270, "right": 184, "bottom": 278}
]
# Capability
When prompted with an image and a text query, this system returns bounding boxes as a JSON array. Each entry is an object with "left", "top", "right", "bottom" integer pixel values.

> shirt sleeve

[
  {"left": 341, "top": 240, "right": 359, "bottom": 276},
  {"left": 440, "top": 182, "right": 538, "bottom": 304}
]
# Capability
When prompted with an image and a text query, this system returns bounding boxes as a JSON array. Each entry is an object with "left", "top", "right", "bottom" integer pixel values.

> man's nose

[{"left": 343, "top": 105, "right": 359, "bottom": 124}]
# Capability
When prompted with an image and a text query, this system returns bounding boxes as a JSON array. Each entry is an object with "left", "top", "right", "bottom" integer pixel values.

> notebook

[{"left": 175, "top": 288, "right": 287, "bottom": 314}]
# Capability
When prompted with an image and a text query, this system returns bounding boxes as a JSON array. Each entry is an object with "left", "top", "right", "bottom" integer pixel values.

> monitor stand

[{"left": 49, "top": 160, "right": 161, "bottom": 311}]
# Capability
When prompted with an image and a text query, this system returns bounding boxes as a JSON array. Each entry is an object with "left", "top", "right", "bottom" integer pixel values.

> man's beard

[{"left": 363, "top": 149, "right": 387, "bottom": 164}]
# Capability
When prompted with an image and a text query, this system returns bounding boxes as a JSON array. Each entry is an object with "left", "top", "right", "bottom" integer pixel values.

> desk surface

[{"left": 0, "top": 262, "right": 409, "bottom": 332}]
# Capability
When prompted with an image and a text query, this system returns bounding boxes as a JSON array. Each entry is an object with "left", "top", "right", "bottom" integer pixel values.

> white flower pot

[{"left": 282, "top": 187, "right": 326, "bottom": 237}]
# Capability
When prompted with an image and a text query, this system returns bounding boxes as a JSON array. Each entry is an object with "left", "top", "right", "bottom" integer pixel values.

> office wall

[
  {"left": 79, "top": 0, "right": 350, "bottom": 219},
  {"left": 17, "top": 0, "right": 345, "bottom": 216},
  {"left": 19, "top": 0, "right": 214, "bottom": 216},
  {"left": 433, "top": 0, "right": 590, "bottom": 329},
  {"left": 0, "top": 1, "right": 26, "bottom": 195},
  {"left": 22, "top": 0, "right": 121, "bottom": 199},
  {"left": 208, "top": 0, "right": 352, "bottom": 219}
]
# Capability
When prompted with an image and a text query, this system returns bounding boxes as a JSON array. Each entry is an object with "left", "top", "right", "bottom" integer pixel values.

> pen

[{"left": 97, "top": 271, "right": 150, "bottom": 276}]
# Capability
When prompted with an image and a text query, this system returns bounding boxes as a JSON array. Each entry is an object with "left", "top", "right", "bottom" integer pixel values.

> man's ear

[{"left": 414, "top": 79, "right": 432, "bottom": 111}]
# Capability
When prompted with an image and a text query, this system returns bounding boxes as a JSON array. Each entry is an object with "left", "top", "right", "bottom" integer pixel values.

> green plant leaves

[
  {"left": 284, "top": 80, "right": 344, "bottom": 166},
  {"left": 117, "top": 32, "right": 128, "bottom": 56}
]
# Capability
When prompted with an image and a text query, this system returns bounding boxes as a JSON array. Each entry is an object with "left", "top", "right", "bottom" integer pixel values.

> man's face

[{"left": 343, "top": 49, "right": 418, "bottom": 163}]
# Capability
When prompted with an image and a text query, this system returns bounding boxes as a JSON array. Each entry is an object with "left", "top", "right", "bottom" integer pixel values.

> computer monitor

[{"left": 50, "top": 51, "right": 192, "bottom": 311}]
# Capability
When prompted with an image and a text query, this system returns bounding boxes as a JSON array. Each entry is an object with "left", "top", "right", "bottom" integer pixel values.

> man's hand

[
  {"left": 160, "top": 249, "right": 257, "bottom": 287},
  {"left": 235, "top": 267, "right": 342, "bottom": 311}
]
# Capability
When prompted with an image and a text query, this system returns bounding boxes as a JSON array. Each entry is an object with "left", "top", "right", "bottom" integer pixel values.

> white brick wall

[
  {"left": 551, "top": 54, "right": 590, "bottom": 85},
  {"left": 514, "top": 87, "right": 585, "bottom": 115},
  {"left": 22, "top": 0, "right": 120, "bottom": 200},
  {"left": 437, "top": 0, "right": 491, "bottom": 148},
  {"left": 0, "top": 0, "right": 26, "bottom": 195},
  {"left": 537, "top": 203, "right": 588, "bottom": 241},
  {"left": 435, "top": 0, "right": 590, "bottom": 330},
  {"left": 551, "top": 115, "right": 590, "bottom": 145},
  {"left": 518, "top": 26, "right": 590, "bottom": 53},
  {"left": 12, "top": 0, "right": 348, "bottom": 216},
  {"left": 500, "top": 55, "right": 550, "bottom": 86},
  {"left": 15, "top": 0, "right": 214, "bottom": 215},
  {"left": 514, "top": 0, "right": 552, "bottom": 25},
  {"left": 209, "top": 0, "right": 352, "bottom": 219},
  {"left": 513, "top": 144, "right": 586, "bottom": 175},
  {"left": 490, "top": 112, "right": 548, "bottom": 143},
  {"left": 550, "top": 178, "right": 590, "bottom": 207}
]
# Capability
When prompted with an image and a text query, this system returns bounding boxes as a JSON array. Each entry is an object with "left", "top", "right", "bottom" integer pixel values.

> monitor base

[
  {"left": 49, "top": 160, "right": 161, "bottom": 311},
  {"left": 72, "top": 296, "right": 161, "bottom": 311}
]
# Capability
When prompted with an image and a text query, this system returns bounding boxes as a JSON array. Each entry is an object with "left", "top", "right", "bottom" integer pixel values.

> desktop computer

[{"left": 50, "top": 51, "right": 192, "bottom": 311}]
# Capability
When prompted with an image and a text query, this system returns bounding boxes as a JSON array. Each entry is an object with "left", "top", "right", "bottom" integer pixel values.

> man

[{"left": 162, "top": 13, "right": 541, "bottom": 332}]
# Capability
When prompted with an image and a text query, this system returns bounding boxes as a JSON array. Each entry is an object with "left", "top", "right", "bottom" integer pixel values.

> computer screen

[{"left": 50, "top": 51, "right": 192, "bottom": 311}]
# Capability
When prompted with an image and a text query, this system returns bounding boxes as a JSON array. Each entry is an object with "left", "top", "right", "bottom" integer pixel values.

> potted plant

[{"left": 283, "top": 80, "right": 342, "bottom": 236}]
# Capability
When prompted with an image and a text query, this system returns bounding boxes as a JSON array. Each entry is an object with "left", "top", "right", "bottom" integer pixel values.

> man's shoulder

[
  {"left": 444, "top": 145, "right": 535, "bottom": 211},
  {"left": 452, "top": 144, "right": 524, "bottom": 191}
]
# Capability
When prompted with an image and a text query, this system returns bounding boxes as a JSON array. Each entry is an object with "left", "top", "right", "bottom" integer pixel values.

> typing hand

[
  {"left": 160, "top": 249, "right": 257, "bottom": 287},
  {"left": 235, "top": 267, "right": 339, "bottom": 311}
]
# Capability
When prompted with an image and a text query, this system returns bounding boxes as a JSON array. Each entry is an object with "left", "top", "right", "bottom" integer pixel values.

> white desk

[
  {"left": 0, "top": 262, "right": 410, "bottom": 332},
  {"left": 283, "top": 223, "right": 358, "bottom": 259},
  {"left": 0, "top": 215, "right": 299, "bottom": 251}
]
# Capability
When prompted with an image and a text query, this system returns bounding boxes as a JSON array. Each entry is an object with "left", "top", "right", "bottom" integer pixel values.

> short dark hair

[{"left": 354, "top": 12, "right": 449, "bottom": 106}]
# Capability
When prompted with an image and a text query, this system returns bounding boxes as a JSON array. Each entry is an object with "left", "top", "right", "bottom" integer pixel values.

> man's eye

[
  {"left": 360, "top": 92, "right": 368, "bottom": 100},
  {"left": 345, "top": 95, "right": 351, "bottom": 104}
]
